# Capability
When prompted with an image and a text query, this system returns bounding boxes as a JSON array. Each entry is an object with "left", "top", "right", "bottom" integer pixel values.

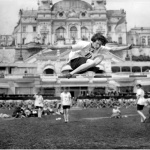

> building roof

[
  {"left": 52, "top": 0, "right": 92, "bottom": 11},
  {"left": 107, "top": 10, "right": 125, "bottom": 17},
  {"left": 22, "top": 10, "right": 38, "bottom": 16},
  {"left": 130, "top": 27, "right": 150, "bottom": 30}
]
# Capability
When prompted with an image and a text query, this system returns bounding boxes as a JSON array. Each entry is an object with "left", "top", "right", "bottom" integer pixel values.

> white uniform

[
  {"left": 60, "top": 92, "right": 71, "bottom": 106},
  {"left": 136, "top": 88, "right": 146, "bottom": 105},
  {"left": 34, "top": 95, "right": 44, "bottom": 107},
  {"left": 68, "top": 41, "right": 111, "bottom": 62},
  {"left": 112, "top": 108, "right": 120, "bottom": 114}
]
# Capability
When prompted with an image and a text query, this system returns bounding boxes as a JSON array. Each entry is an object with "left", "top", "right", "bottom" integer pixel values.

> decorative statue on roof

[{"left": 67, "top": 9, "right": 79, "bottom": 18}]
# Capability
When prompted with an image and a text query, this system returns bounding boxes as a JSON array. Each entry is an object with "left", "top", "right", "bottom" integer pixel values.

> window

[
  {"left": 56, "top": 27, "right": 66, "bottom": 40},
  {"left": 142, "top": 38, "right": 146, "bottom": 46},
  {"left": 131, "top": 37, "right": 134, "bottom": 44},
  {"left": 59, "top": 13, "right": 63, "bottom": 17},
  {"left": 122, "top": 67, "right": 131, "bottom": 72},
  {"left": 132, "top": 66, "right": 141, "bottom": 73},
  {"left": 22, "top": 37, "right": 26, "bottom": 44},
  {"left": 111, "top": 67, "right": 120, "bottom": 73},
  {"left": 118, "top": 37, "right": 122, "bottom": 44},
  {"left": 81, "top": 27, "right": 89, "bottom": 40},
  {"left": 136, "top": 38, "right": 138, "bottom": 45},
  {"left": 22, "top": 26, "right": 26, "bottom": 32},
  {"left": 33, "top": 26, "right": 36, "bottom": 32},
  {"left": 70, "top": 26, "right": 77, "bottom": 39},
  {"left": 148, "top": 37, "right": 150, "bottom": 46},
  {"left": 81, "top": 12, "right": 86, "bottom": 17},
  {"left": 107, "top": 36, "right": 112, "bottom": 42},
  {"left": 108, "top": 26, "right": 111, "bottom": 32}
]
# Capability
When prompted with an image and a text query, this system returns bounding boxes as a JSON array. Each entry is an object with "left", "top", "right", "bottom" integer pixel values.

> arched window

[
  {"left": 131, "top": 37, "right": 134, "bottom": 44},
  {"left": 118, "top": 37, "right": 122, "bottom": 44},
  {"left": 142, "top": 37, "right": 146, "bottom": 46},
  {"left": 81, "top": 27, "right": 89, "bottom": 41},
  {"left": 44, "top": 68, "right": 54, "bottom": 74},
  {"left": 122, "top": 66, "right": 131, "bottom": 72},
  {"left": 107, "top": 36, "right": 112, "bottom": 42},
  {"left": 148, "top": 37, "right": 150, "bottom": 46},
  {"left": 111, "top": 67, "right": 121, "bottom": 73},
  {"left": 142, "top": 66, "right": 150, "bottom": 72},
  {"left": 70, "top": 26, "right": 77, "bottom": 39},
  {"left": 56, "top": 27, "right": 66, "bottom": 40},
  {"left": 132, "top": 66, "right": 141, "bottom": 73}
]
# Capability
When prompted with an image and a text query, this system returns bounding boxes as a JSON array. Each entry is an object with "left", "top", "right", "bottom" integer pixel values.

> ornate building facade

[{"left": 13, "top": 0, "right": 127, "bottom": 46}]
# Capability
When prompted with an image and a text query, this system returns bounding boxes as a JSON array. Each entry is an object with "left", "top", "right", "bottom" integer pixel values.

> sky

[{"left": 0, "top": 0, "right": 150, "bottom": 35}]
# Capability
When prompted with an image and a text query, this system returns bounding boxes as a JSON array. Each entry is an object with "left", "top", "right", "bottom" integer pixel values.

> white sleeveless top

[{"left": 60, "top": 92, "right": 71, "bottom": 106}]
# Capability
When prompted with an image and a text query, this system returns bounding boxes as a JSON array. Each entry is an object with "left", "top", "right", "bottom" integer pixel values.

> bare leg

[
  {"left": 66, "top": 109, "right": 69, "bottom": 122},
  {"left": 70, "top": 55, "right": 104, "bottom": 75},
  {"left": 137, "top": 110, "right": 146, "bottom": 122},
  {"left": 63, "top": 109, "right": 67, "bottom": 122},
  {"left": 38, "top": 108, "right": 42, "bottom": 118}
]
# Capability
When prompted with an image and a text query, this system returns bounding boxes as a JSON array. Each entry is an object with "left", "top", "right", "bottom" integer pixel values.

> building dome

[{"left": 52, "top": 0, "right": 92, "bottom": 11}]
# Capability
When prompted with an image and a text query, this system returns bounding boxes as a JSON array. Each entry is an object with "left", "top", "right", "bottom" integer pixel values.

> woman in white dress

[
  {"left": 34, "top": 92, "right": 44, "bottom": 118},
  {"left": 136, "top": 84, "right": 147, "bottom": 123},
  {"left": 60, "top": 87, "right": 72, "bottom": 123}
]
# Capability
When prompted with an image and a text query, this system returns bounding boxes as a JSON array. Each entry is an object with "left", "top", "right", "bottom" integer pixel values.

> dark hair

[
  {"left": 62, "top": 87, "right": 68, "bottom": 90},
  {"left": 136, "top": 84, "right": 142, "bottom": 88},
  {"left": 37, "top": 91, "right": 41, "bottom": 95},
  {"left": 91, "top": 33, "right": 108, "bottom": 46}
]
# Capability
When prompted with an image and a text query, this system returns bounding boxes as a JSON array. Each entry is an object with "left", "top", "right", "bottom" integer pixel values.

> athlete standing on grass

[
  {"left": 60, "top": 87, "right": 72, "bottom": 123},
  {"left": 47, "top": 32, "right": 132, "bottom": 78},
  {"left": 136, "top": 84, "right": 147, "bottom": 123}
]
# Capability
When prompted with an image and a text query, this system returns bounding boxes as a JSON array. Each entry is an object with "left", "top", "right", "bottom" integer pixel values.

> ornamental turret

[
  {"left": 38, "top": 0, "right": 51, "bottom": 10},
  {"left": 91, "top": 0, "right": 106, "bottom": 10}
]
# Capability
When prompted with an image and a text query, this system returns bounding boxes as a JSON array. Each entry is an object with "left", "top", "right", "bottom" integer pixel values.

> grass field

[{"left": 0, "top": 107, "right": 150, "bottom": 149}]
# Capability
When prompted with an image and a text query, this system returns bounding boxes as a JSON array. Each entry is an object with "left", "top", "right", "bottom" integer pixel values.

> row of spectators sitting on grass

[
  {"left": 12, "top": 103, "right": 55, "bottom": 118},
  {"left": 0, "top": 92, "right": 60, "bottom": 119}
]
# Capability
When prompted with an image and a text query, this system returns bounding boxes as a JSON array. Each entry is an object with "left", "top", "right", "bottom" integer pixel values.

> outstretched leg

[
  {"left": 67, "top": 55, "right": 104, "bottom": 78},
  {"left": 137, "top": 110, "right": 146, "bottom": 122}
]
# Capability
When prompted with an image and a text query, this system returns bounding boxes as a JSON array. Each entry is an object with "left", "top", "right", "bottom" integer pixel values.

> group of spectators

[{"left": 12, "top": 92, "right": 55, "bottom": 118}]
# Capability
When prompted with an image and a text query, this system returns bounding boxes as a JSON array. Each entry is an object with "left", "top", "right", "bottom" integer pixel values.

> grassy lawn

[{"left": 0, "top": 107, "right": 150, "bottom": 149}]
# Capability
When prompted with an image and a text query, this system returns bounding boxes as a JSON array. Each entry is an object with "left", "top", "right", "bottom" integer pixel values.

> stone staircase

[{"left": 15, "top": 49, "right": 41, "bottom": 61}]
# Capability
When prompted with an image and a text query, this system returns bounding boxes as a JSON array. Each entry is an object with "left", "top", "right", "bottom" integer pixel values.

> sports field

[{"left": 0, "top": 107, "right": 150, "bottom": 149}]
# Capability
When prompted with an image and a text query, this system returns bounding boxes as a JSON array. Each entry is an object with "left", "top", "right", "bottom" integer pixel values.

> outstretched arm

[
  {"left": 110, "top": 44, "right": 132, "bottom": 52},
  {"left": 47, "top": 45, "right": 72, "bottom": 50}
]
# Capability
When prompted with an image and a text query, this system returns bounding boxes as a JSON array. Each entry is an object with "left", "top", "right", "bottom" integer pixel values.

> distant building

[
  {"left": 127, "top": 27, "right": 150, "bottom": 46},
  {"left": 0, "top": 35, "right": 14, "bottom": 47}
]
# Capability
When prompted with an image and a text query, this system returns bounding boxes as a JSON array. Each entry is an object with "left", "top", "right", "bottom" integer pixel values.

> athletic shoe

[{"left": 63, "top": 73, "right": 72, "bottom": 79}]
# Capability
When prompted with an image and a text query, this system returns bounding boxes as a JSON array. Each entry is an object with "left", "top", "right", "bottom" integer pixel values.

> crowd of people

[
  {"left": 0, "top": 89, "right": 72, "bottom": 123},
  {"left": 0, "top": 33, "right": 150, "bottom": 123},
  {"left": 0, "top": 84, "right": 150, "bottom": 123}
]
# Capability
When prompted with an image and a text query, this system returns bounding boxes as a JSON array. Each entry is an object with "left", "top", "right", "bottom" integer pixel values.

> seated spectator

[
  {"left": 56, "top": 100, "right": 63, "bottom": 115},
  {"left": 12, "top": 105, "right": 24, "bottom": 118},
  {"left": 0, "top": 113, "right": 11, "bottom": 118},
  {"left": 43, "top": 105, "right": 54, "bottom": 116},
  {"left": 111, "top": 106, "right": 122, "bottom": 118}
]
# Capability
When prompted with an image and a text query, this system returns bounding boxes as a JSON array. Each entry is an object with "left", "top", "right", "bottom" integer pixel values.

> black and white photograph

[{"left": 0, "top": 0, "right": 150, "bottom": 149}]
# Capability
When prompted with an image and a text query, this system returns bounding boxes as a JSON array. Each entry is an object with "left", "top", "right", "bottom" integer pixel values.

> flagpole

[{"left": 18, "top": 9, "right": 23, "bottom": 61}]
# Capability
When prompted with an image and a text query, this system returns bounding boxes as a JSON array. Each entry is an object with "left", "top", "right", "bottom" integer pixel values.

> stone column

[
  {"left": 78, "top": 24, "right": 81, "bottom": 40},
  {"left": 55, "top": 87, "right": 61, "bottom": 97},
  {"left": 8, "top": 81, "right": 15, "bottom": 94},
  {"left": 88, "top": 86, "right": 94, "bottom": 94}
]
